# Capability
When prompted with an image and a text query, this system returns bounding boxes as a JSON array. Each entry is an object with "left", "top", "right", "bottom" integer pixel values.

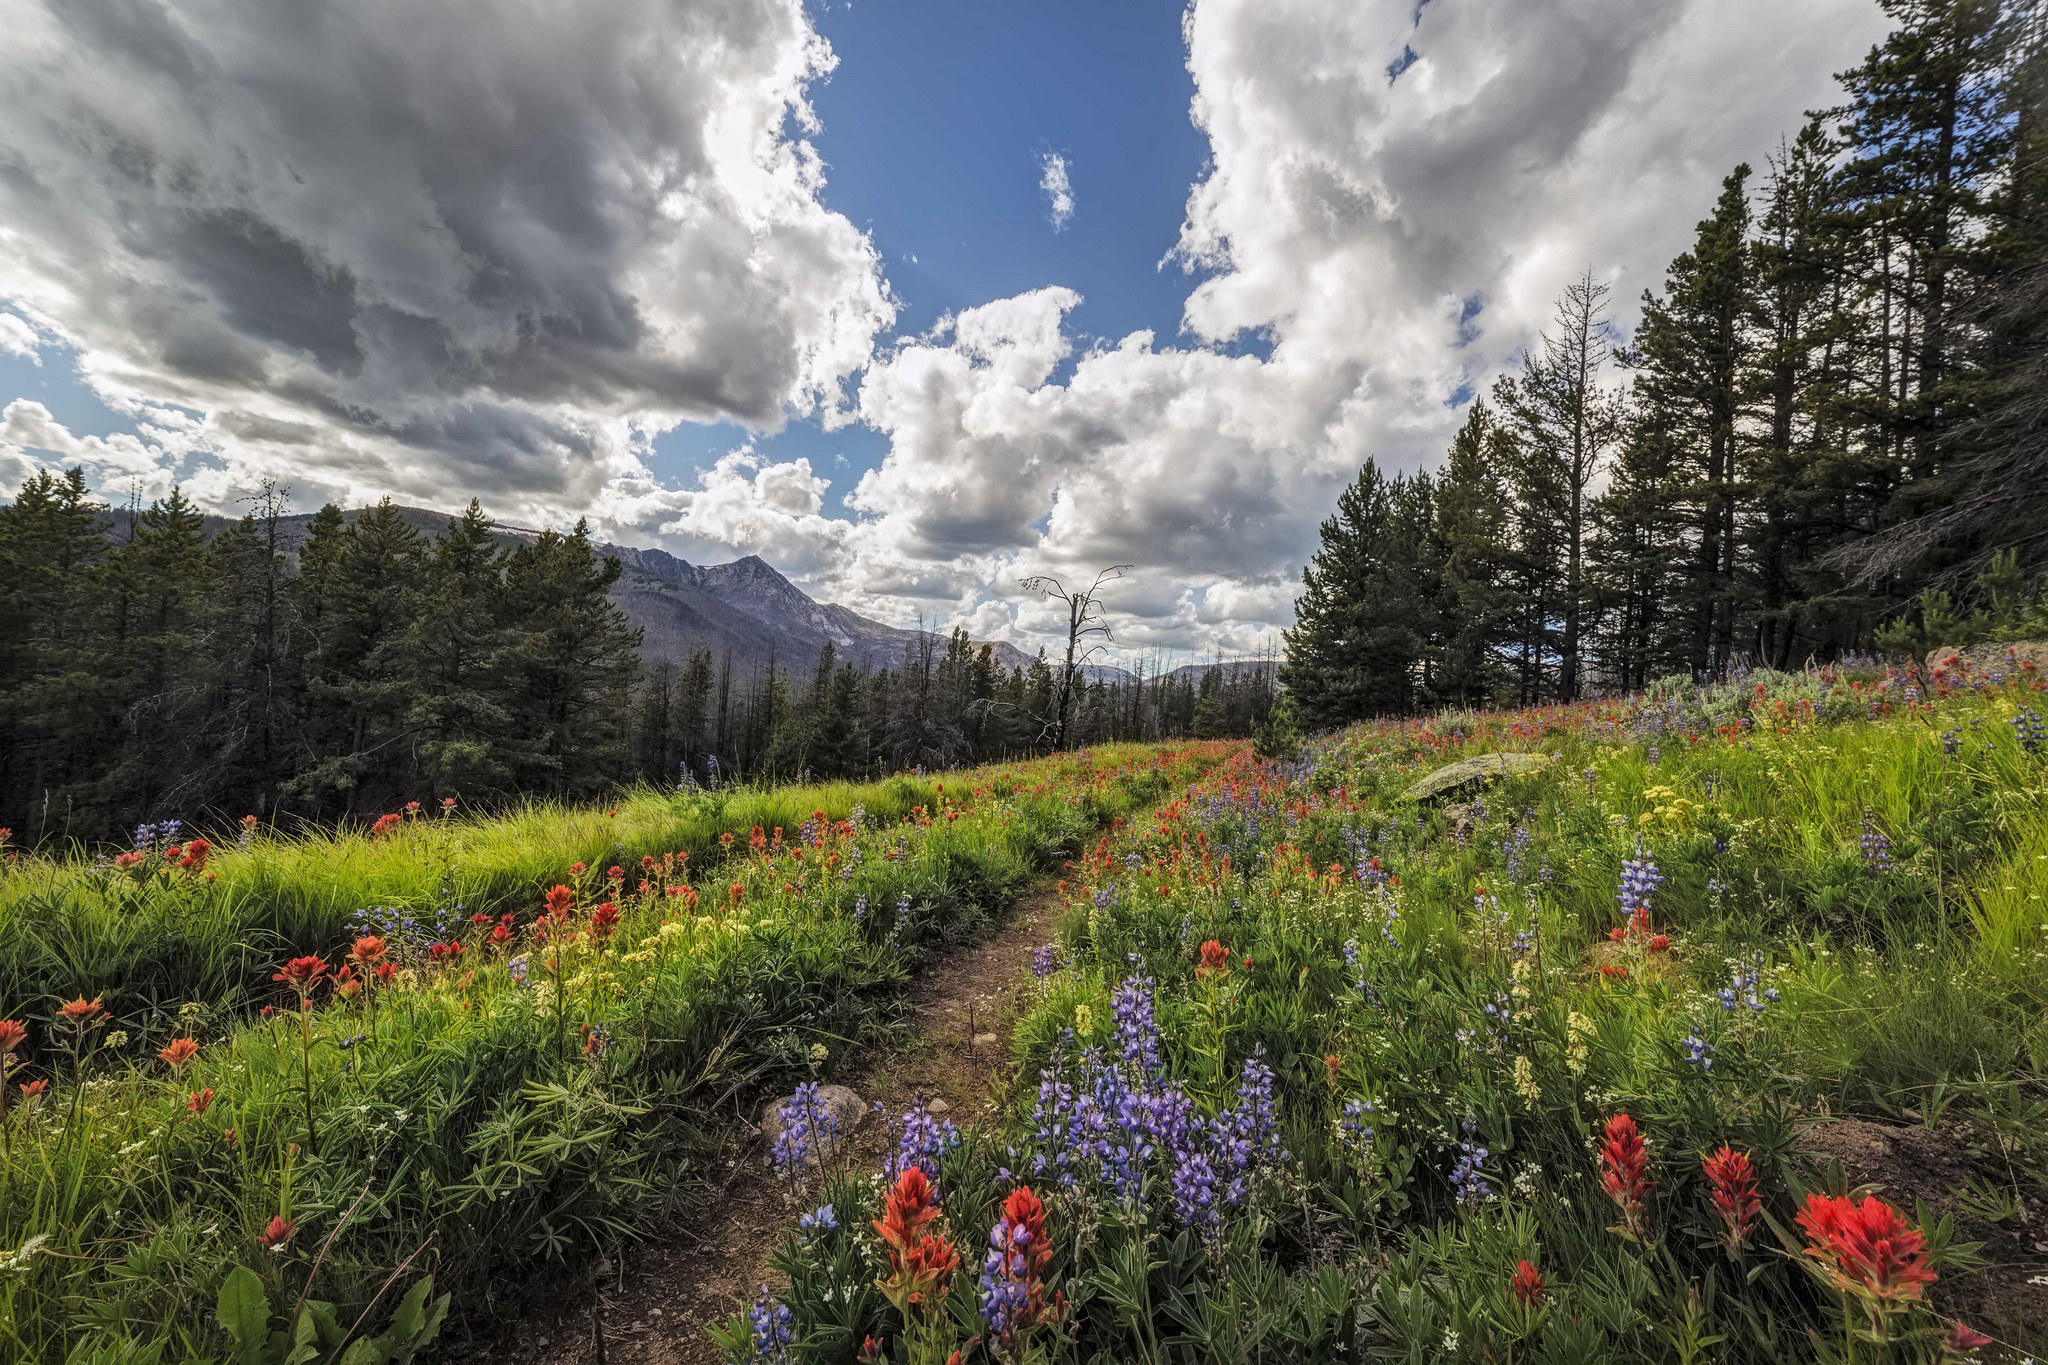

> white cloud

[
  {"left": 1039, "top": 152, "right": 1075, "bottom": 232},
  {"left": 0, "top": 0, "right": 1895, "bottom": 661},
  {"left": 0, "top": 314, "right": 42, "bottom": 363},
  {"left": 1, "top": 399, "right": 184, "bottom": 497},
  {"left": 788, "top": 0, "right": 1890, "bottom": 657},
  {"left": 0, "top": 0, "right": 893, "bottom": 512}
]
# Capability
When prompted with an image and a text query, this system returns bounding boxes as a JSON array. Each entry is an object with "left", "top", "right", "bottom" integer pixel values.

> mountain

[
  {"left": 602, "top": 542, "right": 1041, "bottom": 675},
  {"left": 112, "top": 501, "right": 1269, "bottom": 684},
  {"left": 113, "top": 502, "right": 1044, "bottom": 677}
]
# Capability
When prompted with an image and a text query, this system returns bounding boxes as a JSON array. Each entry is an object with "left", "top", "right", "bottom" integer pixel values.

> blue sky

[
  {"left": 0, "top": 0, "right": 1891, "bottom": 654},
  {"left": 3, "top": 0, "right": 1225, "bottom": 530},
  {"left": 648, "top": 0, "right": 1217, "bottom": 502}
]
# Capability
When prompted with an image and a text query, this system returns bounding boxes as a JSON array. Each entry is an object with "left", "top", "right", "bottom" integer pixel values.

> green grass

[
  {"left": 0, "top": 769, "right": 1103, "bottom": 1028},
  {"left": 739, "top": 670, "right": 2048, "bottom": 1363},
  {"left": 0, "top": 742, "right": 1230, "bottom": 1363}
]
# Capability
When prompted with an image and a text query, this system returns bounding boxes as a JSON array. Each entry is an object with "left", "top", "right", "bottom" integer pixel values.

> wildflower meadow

[
  {"left": 724, "top": 655, "right": 2048, "bottom": 1364},
  {"left": 0, "top": 743, "right": 1221, "bottom": 1362}
]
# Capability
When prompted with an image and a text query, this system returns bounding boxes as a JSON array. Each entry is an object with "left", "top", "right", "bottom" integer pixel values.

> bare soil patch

[
  {"left": 445, "top": 882, "right": 1066, "bottom": 1365},
  {"left": 1800, "top": 1116, "right": 2048, "bottom": 1358}
]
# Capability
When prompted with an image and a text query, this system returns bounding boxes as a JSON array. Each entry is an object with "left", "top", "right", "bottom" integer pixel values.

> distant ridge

[{"left": 111, "top": 501, "right": 1268, "bottom": 683}]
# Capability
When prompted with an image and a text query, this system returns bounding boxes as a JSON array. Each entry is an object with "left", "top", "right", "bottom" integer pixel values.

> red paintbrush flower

[
  {"left": 1511, "top": 1259, "right": 1545, "bottom": 1306},
  {"left": 374, "top": 962, "right": 396, "bottom": 983},
  {"left": 254, "top": 1215, "right": 297, "bottom": 1252},
  {"left": 187, "top": 1086, "right": 215, "bottom": 1115},
  {"left": 369, "top": 813, "right": 402, "bottom": 838},
  {"left": 1944, "top": 1322, "right": 1992, "bottom": 1354},
  {"left": 543, "top": 883, "right": 576, "bottom": 918},
  {"left": 1701, "top": 1146, "right": 1760, "bottom": 1254},
  {"left": 157, "top": 1037, "right": 200, "bottom": 1070},
  {"left": 273, "top": 956, "right": 328, "bottom": 990},
  {"left": 0, "top": 1019, "right": 25, "bottom": 1056},
  {"left": 1795, "top": 1192, "right": 1936, "bottom": 1306},
  {"left": 587, "top": 901, "right": 621, "bottom": 942},
  {"left": 58, "top": 996, "right": 106, "bottom": 1023},
  {"left": 19, "top": 1078, "right": 48, "bottom": 1103},
  {"left": 1196, "top": 939, "right": 1231, "bottom": 977},
  {"left": 875, "top": 1166, "right": 957, "bottom": 1312},
  {"left": 350, "top": 935, "right": 387, "bottom": 966},
  {"left": 1599, "top": 1113, "right": 1654, "bottom": 1241}
]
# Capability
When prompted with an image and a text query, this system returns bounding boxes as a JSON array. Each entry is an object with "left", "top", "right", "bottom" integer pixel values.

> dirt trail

[{"left": 450, "top": 881, "right": 1066, "bottom": 1365}]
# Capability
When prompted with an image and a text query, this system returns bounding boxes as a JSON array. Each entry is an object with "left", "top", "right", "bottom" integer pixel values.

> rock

[
  {"left": 971, "top": 1032, "right": 999, "bottom": 1048},
  {"left": 1401, "top": 752, "right": 1556, "bottom": 803},
  {"left": 760, "top": 1083, "right": 867, "bottom": 1170},
  {"left": 925, "top": 1098, "right": 952, "bottom": 1116},
  {"left": 1925, "top": 640, "right": 2048, "bottom": 681},
  {"left": 1442, "top": 801, "right": 1479, "bottom": 840}
]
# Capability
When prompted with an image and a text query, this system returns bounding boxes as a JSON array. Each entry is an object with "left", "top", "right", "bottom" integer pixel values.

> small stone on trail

[
  {"left": 972, "top": 1032, "right": 999, "bottom": 1048},
  {"left": 925, "top": 1098, "right": 952, "bottom": 1115}
]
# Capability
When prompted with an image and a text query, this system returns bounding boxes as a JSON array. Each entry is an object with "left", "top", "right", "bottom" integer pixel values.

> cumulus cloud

[
  {"left": 0, "top": 315, "right": 42, "bottom": 363},
  {"left": 801, "top": 0, "right": 1890, "bottom": 656},
  {"left": 1039, "top": 152, "right": 1075, "bottom": 232},
  {"left": 0, "top": 0, "right": 1894, "bottom": 660},
  {"left": 0, "top": 0, "right": 893, "bottom": 511},
  {"left": 0, "top": 399, "right": 188, "bottom": 498}
]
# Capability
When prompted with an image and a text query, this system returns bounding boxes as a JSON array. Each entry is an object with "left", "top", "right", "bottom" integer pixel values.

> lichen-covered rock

[
  {"left": 760, "top": 1083, "right": 867, "bottom": 1169},
  {"left": 1402, "top": 752, "right": 1556, "bottom": 803},
  {"left": 1924, "top": 641, "right": 2048, "bottom": 681}
]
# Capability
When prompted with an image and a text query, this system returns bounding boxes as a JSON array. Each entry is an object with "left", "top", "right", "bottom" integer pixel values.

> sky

[{"left": 0, "top": 0, "right": 1894, "bottom": 662}]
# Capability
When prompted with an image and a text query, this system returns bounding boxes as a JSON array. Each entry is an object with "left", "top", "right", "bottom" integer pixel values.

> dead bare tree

[{"left": 1020, "top": 564, "right": 1130, "bottom": 750}]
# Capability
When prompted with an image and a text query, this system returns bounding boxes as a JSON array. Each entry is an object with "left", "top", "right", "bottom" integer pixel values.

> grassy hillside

[
  {"left": 0, "top": 743, "right": 1228, "bottom": 1362},
  {"left": 737, "top": 662, "right": 2048, "bottom": 1363}
]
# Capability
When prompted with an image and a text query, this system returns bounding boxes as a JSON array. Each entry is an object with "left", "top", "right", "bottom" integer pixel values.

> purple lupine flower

[
  {"left": 1112, "top": 973, "right": 1162, "bottom": 1082},
  {"left": 979, "top": 1209, "right": 1035, "bottom": 1340},
  {"left": 797, "top": 1203, "right": 837, "bottom": 1235},
  {"left": 1169, "top": 1146, "right": 1220, "bottom": 1231},
  {"left": 887, "top": 1104, "right": 961, "bottom": 1186},
  {"left": 1031, "top": 944, "right": 1063, "bottom": 978},
  {"left": 1212, "top": 1050, "right": 1287, "bottom": 1206},
  {"left": 1447, "top": 1120, "right": 1494, "bottom": 1205},
  {"left": 1618, "top": 856, "right": 1663, "bottom": 916},
  {"left": 771, "top": 1082, "right": 838, "bottom": 1181},
  {"left": 741, "top": 1285, "right": 791, "bottom": 1365},
  {"left": 1859, "top": 812, "right": 1894, "bottom": 872}
]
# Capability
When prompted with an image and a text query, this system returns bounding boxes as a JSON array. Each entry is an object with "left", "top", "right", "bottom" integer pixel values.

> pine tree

[
  {"left": 1627, "top": 168, "right": 1755, "bottom": 679},
  {"left": 393, "top": 501, "right": 516, "bottom": 798},
  {"left": 0, "top": 469, "right": 105, "bottom": 828},
  {"left": 1281, "top": 460, "right": 1440, "bottom": 726},
  {"left": 1432, "top": 400, "right": 1515, "bottom": 705},
  {"left": 1498, "top": 272, "right": 1628, "bottom": 699},
  {"left": 499, "top": 520, "right": 642, "bottom": 796},
  {"left": 288, "top": 499, "right": 424, "bottom": 813}
]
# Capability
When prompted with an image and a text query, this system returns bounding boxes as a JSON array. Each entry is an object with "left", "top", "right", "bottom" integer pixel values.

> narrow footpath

[{"left": 454, "top": 878, "right": 1070, "bottom": 1365}]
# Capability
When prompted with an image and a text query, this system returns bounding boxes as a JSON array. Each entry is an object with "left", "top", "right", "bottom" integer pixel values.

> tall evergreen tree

[
  {"left": 1627, "top": 167, "right": 1755, "bottom": 679},
  {"left": 1496, "top": 272, "right": 1627, "bottom": 699}
]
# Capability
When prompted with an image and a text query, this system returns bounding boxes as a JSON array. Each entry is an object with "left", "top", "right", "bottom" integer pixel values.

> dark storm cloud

[{"left": 0, "top": 0, "right": 892, "bottom": 490}]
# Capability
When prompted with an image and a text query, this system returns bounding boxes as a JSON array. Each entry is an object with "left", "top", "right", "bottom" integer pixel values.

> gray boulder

[
  {"left": 1925, "top": 641, "right": 2048, "bottom": 680},
  {"left": 1402, "top": 752, "right": 1556, "bottom": 803},
  {"left": 760, "top": 1083, "right": 867, "bottom": 1171}
]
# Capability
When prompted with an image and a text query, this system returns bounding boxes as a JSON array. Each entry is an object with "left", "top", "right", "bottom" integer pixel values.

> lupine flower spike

[{"left": 980, "top": 1186, "right": 1059, "bottom": 1347}]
